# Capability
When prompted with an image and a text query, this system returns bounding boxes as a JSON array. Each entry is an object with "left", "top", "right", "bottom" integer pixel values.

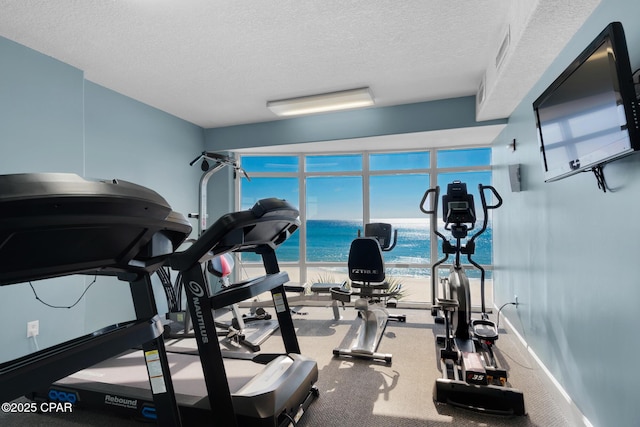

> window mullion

[
  {"left": 429, "top": 148, "right": 439, "bottom": 290},
  {"left": 299, "top": 154, "right": 307, "bottom": 285},
  {"left": 363, "top": 152, "right": 370, "bottom": 227}
]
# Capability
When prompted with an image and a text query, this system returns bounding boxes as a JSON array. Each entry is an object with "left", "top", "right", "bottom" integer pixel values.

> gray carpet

[{"left": 1, "top": 306, "right": 585, "bottom": 426}]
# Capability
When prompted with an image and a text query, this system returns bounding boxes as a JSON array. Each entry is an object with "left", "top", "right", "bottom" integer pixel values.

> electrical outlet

[{"left": 27, "top": 320, "right": 39, "bottom": 338}]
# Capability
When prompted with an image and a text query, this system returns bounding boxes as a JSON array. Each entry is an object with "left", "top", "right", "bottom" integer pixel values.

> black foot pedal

[
  {"left": 330, "top": 287, "right": 351, "bottom": 303},
  {"left": 440, "top": 348, "right": 459, "bottom": 361},
  {"left": 390, "top": 314, "right": 406, "bottom": 322},
  {"left": 472, "top": 319, "right": 498, "bottom": 342}
]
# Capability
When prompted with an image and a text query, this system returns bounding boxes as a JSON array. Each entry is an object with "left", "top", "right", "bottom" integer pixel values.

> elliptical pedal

[{"left": 472, "top": 319, "right": 498, "bottom": 342}]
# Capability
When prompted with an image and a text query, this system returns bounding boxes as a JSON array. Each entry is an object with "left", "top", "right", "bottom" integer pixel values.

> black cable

[
  {"left": 282, "top": 412, "right": 298, "bottom": 426},
  {"left": 496, "top": 301, "right": 517, "bottom": 331},
  {"left": 592, "top": 165, "right": 607, "bottom": 193},
  {"left": 174, "top": 271, "right": 184, "bottom": 309},
  {"left": 157, "top": 267, "right": 178, "bottom": 312},
  {"left": 29, "top": 275, "right": 98, "bottom": 309},
  {"left": 494, "top": 301, "right": 538, "bottom": 371}
]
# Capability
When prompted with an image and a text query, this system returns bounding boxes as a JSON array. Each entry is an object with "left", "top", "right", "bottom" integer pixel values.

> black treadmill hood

[
  {"left": 0, "top": 173, "right": 192, "bottom": 285},
  {"left": 169, "top": 197, "right": 300, "bottom": 272}
]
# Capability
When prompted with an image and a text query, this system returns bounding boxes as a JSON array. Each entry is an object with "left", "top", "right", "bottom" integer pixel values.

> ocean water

[{"left": 258, "top": 219, "right": 493, "bottom": 275}]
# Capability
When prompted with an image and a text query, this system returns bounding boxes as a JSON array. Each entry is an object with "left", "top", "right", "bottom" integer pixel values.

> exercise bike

[
  {"left": 331, "top": 223, "right": 406, "bottom": 364},
  {"left": 420, "top": 181, "right": 525, "bottom": 415}
]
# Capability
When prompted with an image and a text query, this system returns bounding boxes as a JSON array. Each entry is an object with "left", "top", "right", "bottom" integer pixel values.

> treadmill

[
  {"left": 32, "top": 197, "right": 319, "bottom": 427},
  {"left": 0, "top": 172, "right": 192, "bottom": 426}
]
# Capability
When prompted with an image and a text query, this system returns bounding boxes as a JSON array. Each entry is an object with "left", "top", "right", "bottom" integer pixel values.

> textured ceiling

[{"left": 0, "top": 1, "right": 600, "bottom": 129}]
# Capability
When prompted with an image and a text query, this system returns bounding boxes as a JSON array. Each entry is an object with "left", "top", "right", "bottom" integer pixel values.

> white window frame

[{"left": 235, "top": 146, "right": 493, "bottom": 299}]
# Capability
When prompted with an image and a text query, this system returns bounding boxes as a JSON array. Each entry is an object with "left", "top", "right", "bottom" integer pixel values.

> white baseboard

[{"left": 500, "top": 314, "right": 594, "bottom": 427}]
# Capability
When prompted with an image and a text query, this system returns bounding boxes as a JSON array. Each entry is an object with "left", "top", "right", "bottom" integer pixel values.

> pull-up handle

[
  {"left": 189, "top": 152, "right": 205, "bottom": 167},
  {"left": 190, "top": 151, "right": 233, "bottom": 167},
  {"left": 189, "top": 151, "right": 251, "bottom": 180}
]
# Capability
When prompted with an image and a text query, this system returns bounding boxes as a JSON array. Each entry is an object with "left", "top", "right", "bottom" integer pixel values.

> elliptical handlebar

[
  {"left": 479, "top": 184, "right": 502, "bottom": 210},
  {"left": 419, "top": 187, "right": 439, "bottom": 215},
  {"left": 420, "top": 186, "right": 451, "bottom": 307},
  {"left": 468, "top": 184, "right": 502, "bottom": 245},
  {"left": 419, "top": 187, "right": 449, "bottom": 243},
  {"left": 466, "top": 184, "right": 502, "bottom": 315}
]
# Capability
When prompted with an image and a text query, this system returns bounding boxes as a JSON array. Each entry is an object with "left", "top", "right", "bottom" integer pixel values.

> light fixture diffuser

[{"left": 267, "top": 87, "right": 374, "bottom": 117}]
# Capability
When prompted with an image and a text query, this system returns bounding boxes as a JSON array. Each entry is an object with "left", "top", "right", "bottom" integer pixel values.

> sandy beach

[{"left": 236, "top": 265, "right": 494, "bottom": 309}]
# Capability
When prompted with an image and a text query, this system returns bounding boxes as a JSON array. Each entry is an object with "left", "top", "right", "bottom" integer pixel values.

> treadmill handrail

[
  {"left": 170, "top": 198, "right": 300, "bottom": 272},
  {"left": 0, "top": 316, "right": 164, "bottom": 403},
  {"left": 210, "top": 271, "right": 290, "bottom": 310}
]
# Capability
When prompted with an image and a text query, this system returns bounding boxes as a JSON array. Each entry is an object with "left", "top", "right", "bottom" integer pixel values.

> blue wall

[
  {"left": 205, "top": 96, "right": 505, "bottom": 151},
  {"left": 3, "top": 3, "right": 636, "bottom": 423},
  {"left": 0, "top": 36, "right": 203, "bottom": 362},
  {"left": 492, "top": 1, "right": 640, "bottom": 426},
  {"left": 0, "top": 37, "right": 84, "bottom": 174}
]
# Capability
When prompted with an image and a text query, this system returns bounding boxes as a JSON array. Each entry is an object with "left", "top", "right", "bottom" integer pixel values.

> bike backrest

[{"left": 348, "top": 237, "right": 385, "bottom": 283}]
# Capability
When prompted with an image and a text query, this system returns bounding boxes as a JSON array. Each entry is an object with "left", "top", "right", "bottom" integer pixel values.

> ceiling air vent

[{"left": 495, "top": 26, "right": 511, "bottom": 71}]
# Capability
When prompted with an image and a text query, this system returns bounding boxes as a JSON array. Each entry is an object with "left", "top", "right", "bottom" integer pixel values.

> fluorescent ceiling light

[{"left": 267, "top": 87, "right": 374, "bottom": 117}]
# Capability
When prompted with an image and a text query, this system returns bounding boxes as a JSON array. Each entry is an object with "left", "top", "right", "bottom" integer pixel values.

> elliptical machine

[{"left": 420, "top": 181, "right": 525, "bottom": 415}]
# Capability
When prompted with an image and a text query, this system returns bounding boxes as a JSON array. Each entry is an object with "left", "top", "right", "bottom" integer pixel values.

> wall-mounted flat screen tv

[{"left": 533, "top": 21, "right": 640, "bottom": 182}]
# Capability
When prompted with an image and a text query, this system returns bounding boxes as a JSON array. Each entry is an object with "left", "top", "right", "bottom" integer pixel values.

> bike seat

[{"left": 351, "top": 281, "right": 389, "bottom": 290}]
